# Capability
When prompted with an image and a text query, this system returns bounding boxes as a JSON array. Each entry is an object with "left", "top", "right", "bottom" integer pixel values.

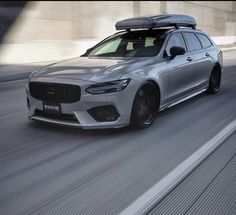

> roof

[{"left": 115, "top": 14, "right": 197, "bottom": 31}]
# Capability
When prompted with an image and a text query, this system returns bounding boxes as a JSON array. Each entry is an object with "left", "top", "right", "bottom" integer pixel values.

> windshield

[{"left": 86, "top": 30, "right": 166, "bottom": 57}]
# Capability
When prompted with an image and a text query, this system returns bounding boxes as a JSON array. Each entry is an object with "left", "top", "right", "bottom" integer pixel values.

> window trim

[{"left": 181, "top": 32, "right": 189, "bottom": 52}]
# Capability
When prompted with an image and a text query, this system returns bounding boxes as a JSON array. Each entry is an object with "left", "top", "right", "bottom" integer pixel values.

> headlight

[{"left": 85, "top": 78, "right": 130, "bottom": 94}]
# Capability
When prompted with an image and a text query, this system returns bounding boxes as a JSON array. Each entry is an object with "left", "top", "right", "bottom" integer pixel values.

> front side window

[
  {"left": 165, "top": 33, "right": 186, "bottom": 56},
  {"left": 86, "top": 30, "right": 166, "bottom": 57},
  {"left": 184, "top": 32, "right": 202, "bottom": 52},
  {"left": 196, "top": 33, "right": 212, "bottom": 49}
]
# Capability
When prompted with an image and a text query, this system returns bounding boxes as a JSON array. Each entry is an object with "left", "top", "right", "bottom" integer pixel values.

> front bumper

[{"left": 26, "top": 77, "right": 137, "bottom": 129}]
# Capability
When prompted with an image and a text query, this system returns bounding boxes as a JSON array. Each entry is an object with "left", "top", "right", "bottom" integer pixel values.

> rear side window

[
  {"left": 165, "top": 33, "right": 186, "bottom": 56},
  {"left": 196, "top": 33, "right": 212, "bottom": 48},
  {"left": 184, "top": 32, "right": 202, "bottom": 52}
]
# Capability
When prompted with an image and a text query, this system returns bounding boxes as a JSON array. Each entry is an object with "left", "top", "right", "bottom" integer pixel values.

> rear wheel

[
  {"left": 131, "top": 84, "right": 158, "bottom": 128},
  {"left": 207, "top": 67, "right": 221, "bottom": 94}
]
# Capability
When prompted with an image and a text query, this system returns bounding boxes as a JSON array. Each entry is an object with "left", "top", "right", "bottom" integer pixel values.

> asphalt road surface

[{"left": 0, "top": 56, "right": 236, "bottom": 214}]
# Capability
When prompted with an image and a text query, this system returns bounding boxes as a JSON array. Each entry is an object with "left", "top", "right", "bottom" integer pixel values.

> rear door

[
  {"left": 183, "top": 32, "right": 214, "bottom": 90},
  {"left": 195, "top": 33, "right": 215, "bottom": 86}
]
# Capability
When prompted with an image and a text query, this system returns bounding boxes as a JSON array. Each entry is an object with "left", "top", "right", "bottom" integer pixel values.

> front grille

[
  {"left": 34, "top": 110, "right": 78, "bottom": 123},
  {"left": 29, "top": 82, "right": 80, "bottom": 103}
]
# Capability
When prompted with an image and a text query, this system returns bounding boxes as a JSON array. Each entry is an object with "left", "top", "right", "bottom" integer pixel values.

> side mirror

[{"left": 169, "top": 46, "right": 186, "bottom": 59}]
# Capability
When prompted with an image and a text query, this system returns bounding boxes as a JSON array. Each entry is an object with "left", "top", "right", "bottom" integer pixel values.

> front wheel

[
  {"left": 207, "top": 68, "right": 221, "bottom": 94},
  {"left": 130, "top": 84, "right": 158, "bottom": 129}
]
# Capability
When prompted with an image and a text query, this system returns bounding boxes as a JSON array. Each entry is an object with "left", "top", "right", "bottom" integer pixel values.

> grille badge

[{"left": 47, "top": 87, "right": 56, "bottom": 96}]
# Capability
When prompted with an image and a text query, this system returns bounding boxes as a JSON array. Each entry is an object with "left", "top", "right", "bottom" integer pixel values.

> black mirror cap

[{"left": 170, "top": 46, "right": 186, "bottom": 59}]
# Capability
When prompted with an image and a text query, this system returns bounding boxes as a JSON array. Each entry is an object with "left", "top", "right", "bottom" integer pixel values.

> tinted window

[
  {"left": 184, "top": 32, "right": 202, "bottom": 52},
  {"left": 165, "top": 33, "right": 186, "bottom": 56},
  {"left": 197, "top": 33, "right": 212, "bottom": 48}
]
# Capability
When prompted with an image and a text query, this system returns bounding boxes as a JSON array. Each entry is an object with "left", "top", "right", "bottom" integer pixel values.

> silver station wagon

[{"left": 26, "top": 14, "right": 223, "bottom": 129}]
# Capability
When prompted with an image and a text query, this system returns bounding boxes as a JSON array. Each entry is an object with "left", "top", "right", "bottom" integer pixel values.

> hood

[{"left": 31, "top": 56, "right": 164, "bottom": 82}]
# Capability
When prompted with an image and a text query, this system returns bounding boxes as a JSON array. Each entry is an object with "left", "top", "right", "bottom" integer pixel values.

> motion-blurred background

[{"left": 0, "top": 1, "right": 236, "bottom": 64}]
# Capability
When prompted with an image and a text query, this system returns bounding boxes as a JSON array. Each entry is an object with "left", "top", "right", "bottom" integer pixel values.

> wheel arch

[
  {"left": 142, "top": 79, "right": 161, "bottom": 110},
  {"left": 130, "top": 79, "right": 161, "bottom": 128},
  {"left": 209, "top": 62, "right": 222, "bottom": 81},
  {"left": 212, "top": 62, "right": 222, "bottom": 74},
  {"left": 207, "top": 62, "right": 222, "bottom": 94}
]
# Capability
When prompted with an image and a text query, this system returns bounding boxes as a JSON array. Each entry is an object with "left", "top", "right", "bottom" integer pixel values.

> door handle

[
  {"left": 205, "top": 53, "right": 210, "bottom": 57},
  {"left": 187, "top": 57, "right": 193, "bottom": 62}
]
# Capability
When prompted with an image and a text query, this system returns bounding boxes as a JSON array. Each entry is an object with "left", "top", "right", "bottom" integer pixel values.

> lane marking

[{"left": 120, "top": 119, "right": 236, "bottom": 215}]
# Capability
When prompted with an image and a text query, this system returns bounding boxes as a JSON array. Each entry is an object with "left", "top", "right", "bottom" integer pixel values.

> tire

[
  {"left": 130, "top": 83, "right": 158, "bottom": 128},
  {"left": 207, "top": 67, "right": 221, "bottom": 94}
]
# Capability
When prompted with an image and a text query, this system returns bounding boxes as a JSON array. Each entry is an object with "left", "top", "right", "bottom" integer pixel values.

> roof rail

[{"left": 115, "top": 14, "right": 197, "bottom": 31}]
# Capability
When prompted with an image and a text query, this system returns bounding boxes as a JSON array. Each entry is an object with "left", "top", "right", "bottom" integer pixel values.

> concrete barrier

[
  {"left": 0, "top": 40, "right": 100, "bottom": 65},
  {"left": 211, "top": 36, "right": 236, "bottom": 46}
]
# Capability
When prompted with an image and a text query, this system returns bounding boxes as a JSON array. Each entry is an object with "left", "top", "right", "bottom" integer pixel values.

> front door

[{"left": 165, "top": 32, "right": 196, "bottom": 102}]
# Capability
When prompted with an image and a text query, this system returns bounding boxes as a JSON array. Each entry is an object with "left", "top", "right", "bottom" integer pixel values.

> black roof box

[{"left": 115, "top": 14, "right": 197, "bottom": 31}]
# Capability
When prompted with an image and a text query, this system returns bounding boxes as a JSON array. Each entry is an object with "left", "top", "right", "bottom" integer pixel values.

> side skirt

[{"left": 159, "top": 88, "right": 207, "bottom": 111}]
